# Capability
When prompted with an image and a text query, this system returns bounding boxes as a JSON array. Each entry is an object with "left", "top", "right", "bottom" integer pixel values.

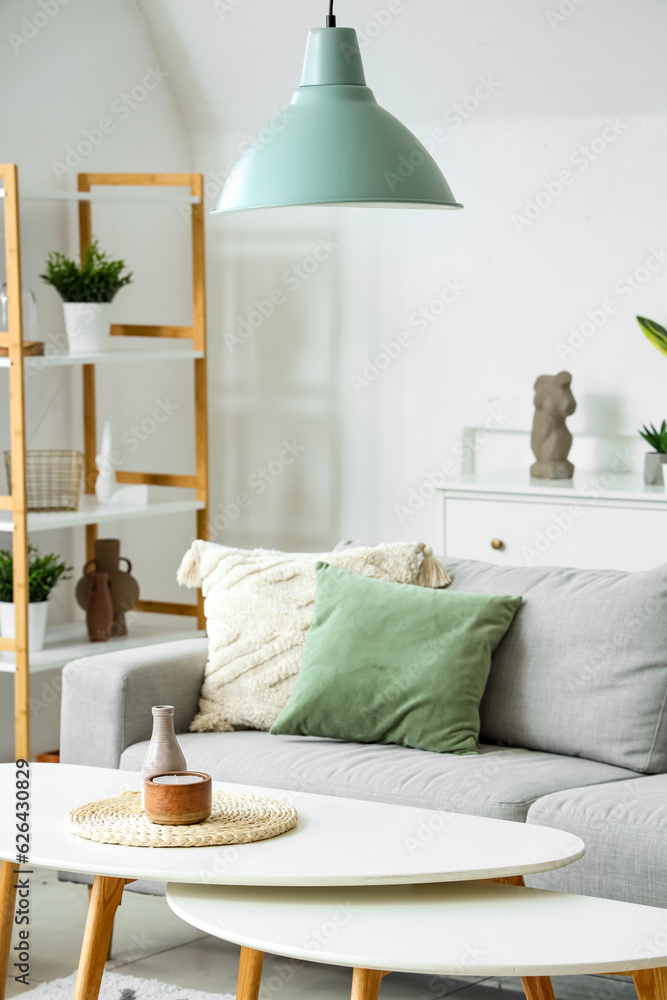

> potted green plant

[
  {"left": 637, "top": 317, "right": 667, "bottom": 484},
  {"left": 0, "top": 546, "right": 73, "bottom": 651},
  {"left": 40, "top": 239, "right": 132, "bottom": 354},
  {"left": 639, "top": 421, "right": 667, "bottom": 486}
]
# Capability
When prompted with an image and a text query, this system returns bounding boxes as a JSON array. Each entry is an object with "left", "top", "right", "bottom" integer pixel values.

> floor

[{"left": 5, "top": 870, "right": 639, "bottom": 1000}]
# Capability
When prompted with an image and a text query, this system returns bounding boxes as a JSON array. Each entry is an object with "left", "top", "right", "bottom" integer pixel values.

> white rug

[{"left": 16, "top": 971, "right": 234, "bottom": 1000}]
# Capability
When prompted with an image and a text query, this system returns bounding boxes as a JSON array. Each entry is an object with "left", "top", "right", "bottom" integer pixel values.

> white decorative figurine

[
  {"left": 95, "top": 420, "right": 149, "bottom": 506},
  {"left": 95, "top": 421, "right": 115, "bottom": 503}
]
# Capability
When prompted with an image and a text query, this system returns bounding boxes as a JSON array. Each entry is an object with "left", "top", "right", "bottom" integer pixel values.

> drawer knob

[{"left": 491, "top": 539, "right": 505, "bottom": 551}]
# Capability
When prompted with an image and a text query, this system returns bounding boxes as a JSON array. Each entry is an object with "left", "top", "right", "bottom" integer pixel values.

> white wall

[
  {"left": 140, "top": 0, "right": 667, "bottom": 553},
  {"left": 0, "top": 0, "right": 192, "bottom": 758}
]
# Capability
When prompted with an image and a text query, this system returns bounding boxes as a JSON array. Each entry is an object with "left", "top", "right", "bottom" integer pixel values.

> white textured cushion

[{"left": 178, "top": 540, "right": 447, "bottom": 733}]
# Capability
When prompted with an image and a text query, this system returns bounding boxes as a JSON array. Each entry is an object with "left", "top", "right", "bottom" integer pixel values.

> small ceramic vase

[
  {"left": 86, "top": 572, "right": 113, "bottom": 643},
  {"left": 141, "top": 706, "right": 187, "bottom": 782},
  {"left": 76, "top": 538, "right": 139, "bottom": 636}
]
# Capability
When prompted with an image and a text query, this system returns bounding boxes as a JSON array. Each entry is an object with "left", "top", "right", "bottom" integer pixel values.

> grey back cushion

[{"left": 443, "top": 557, "right": 667, "bottom": 773}]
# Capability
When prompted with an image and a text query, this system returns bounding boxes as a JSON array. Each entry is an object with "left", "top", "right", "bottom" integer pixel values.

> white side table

[
  {"left": 166, "top": 878, "right": 667, "bottom": 1000},
  {"left": 440, "top": 469, "right": 667, "bottom": 571}
]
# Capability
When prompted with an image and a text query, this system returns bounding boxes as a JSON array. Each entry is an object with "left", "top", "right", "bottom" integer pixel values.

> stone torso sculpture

[{"left": 530, "top": 371, "right": 577, "bottom": 479}]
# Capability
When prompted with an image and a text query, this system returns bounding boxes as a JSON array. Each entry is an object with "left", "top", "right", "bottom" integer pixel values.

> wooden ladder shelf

[{"left": 0, "top": 167, "right": 210, "bottom": 760}]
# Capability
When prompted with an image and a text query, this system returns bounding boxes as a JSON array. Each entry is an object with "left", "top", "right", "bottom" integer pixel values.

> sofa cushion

[
  {"left": 444, "top": 557, "right": 667, "bottom": 773},
  {"left": 271, "top": 562, "right": 521, "bottom": 755},
  {"left": 119, "top": 730, "right": 634, "bottom": 823},
  {"left": 525, "top": 775, "right": 667, "bottom": 907},
  {"left": 177, "top": 539, "right": 448, "bottom": 734}
]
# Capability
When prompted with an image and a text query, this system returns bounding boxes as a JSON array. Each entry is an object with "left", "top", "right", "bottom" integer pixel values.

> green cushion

[{"left": 270, "top": 562, "right": 522, "bottom": 755}]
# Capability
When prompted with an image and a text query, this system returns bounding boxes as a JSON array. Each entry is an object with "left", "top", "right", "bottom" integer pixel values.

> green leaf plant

[
  {"left": 40, "top": 238, "right": 133, "bottom": 303},
  {"left": 636, "top": 318, "right": 667, "bottom": 453},
  {"left": 637, "top": 316, "right": 667, "bottom": 359},
  {"left": 0, "top": 545, "right": 73, "bottom": 603},
  {"left": 639, "top": 421, "right": 667, "bottom": 455}
]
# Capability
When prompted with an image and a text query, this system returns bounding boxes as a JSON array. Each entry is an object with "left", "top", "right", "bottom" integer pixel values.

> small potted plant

[
  {"left": 0, "top": 546, "right": 73, "bottom": 651},
  {"left": 40, "top": 239, "right": 132, "bottom": 354},
  {"left": 637, "top": 318, "right": 667, "bottom": 484},
  {"left": 639, "top": 421, "right": 667, "bottom": 486}
]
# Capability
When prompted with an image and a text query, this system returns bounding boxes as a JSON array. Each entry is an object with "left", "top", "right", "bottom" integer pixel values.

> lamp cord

[{"left": 326, "top": 0, "right": 336, "bottom": 27}]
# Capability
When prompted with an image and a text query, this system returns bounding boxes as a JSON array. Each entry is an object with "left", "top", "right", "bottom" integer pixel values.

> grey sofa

[{"left": 60, "top": 555, "right": 667, "bottom": 908}]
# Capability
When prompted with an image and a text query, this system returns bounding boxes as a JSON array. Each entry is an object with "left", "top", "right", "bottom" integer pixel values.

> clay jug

[
  {"left": 76, "top": 539, "right": 139, "bottom": 636},
  {"left": 141, "top": 705, "right": 187, "bottom": 780},
  {"left": 87, "top": 572, "right": 113, "bottom": 643}
]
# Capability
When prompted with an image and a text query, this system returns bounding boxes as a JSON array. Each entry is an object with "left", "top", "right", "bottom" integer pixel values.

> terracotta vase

[
  {"left": 141, "top": 706, "right": 187, "bottom": 781},
  {"left": 76, "top": 538, "right": 139, "bottom": 636},
  {"left": 86, "top": 572, "right": 113, "bottom": 643}
]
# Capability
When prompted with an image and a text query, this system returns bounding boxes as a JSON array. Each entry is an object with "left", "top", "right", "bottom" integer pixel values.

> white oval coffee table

[
  {"left": 0, "top": 763, "right": 585, "bottom": 886},
  {"left": 0, "top": 764, "right": 584, "bottom": 1000},
  {"left": 166, "top": 879, "right": 667, "bottom": 1000}
]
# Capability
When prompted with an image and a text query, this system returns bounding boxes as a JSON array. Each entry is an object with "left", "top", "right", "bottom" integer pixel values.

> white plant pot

[
  {"left": 63, "top": 302, "right": 111, "bottom": 354},
  {"left": 644, "top": 452, "right": 667, "bottom": 486},
  {"left": 0, "top": 601, "right": 48, "bottom": 652}
]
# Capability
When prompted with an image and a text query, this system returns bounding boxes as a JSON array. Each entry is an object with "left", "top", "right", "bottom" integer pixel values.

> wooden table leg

[
  {"left": 237, "top": 947, "right": 264, "bottom": 1000},
  {"left": 73, "top": 876, "right": 127, "bottom": 1000},
  {"left": 0, "top": 862, "right": 20, "bottom": 1000},
  {"left": 633, "top": 968, "right": 667, "bottom": 1000},
  {"left": 87, "top": 885, "right": 114, "bottom": 961},
  {"left": 351, "top": 968, "right": 384, "bottom": 1000},
  {"left": 486, "top": 877, "right": 557, "bottom": 1000},
  {"left": 521, "top": 977, "right": 557, "bottom": 1000}
]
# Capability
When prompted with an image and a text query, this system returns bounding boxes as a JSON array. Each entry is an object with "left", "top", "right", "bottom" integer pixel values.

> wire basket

[{"left": 4, "top": 450, "right": 84, "bottom": 511}]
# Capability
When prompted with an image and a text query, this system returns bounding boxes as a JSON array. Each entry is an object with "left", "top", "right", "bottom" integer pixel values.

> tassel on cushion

[
  {"left": 416, "top": 543, "right": 451, "bottom": 589},
  {"left": 177, "top": 542, "right": 203, "bottom": 588}
]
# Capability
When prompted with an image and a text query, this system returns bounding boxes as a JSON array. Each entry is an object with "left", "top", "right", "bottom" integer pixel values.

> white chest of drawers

[{"left": 440, "top": 469, "right": 667, "bottom": 572}]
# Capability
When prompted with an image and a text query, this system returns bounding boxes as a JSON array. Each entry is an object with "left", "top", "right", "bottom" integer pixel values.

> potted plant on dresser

[
  {"left": 637, "top": 317, "right": 667, "bottom": 485},
  {"left": 640, "top": 421, "right": 667, "bottom": 485},
  {"left": 0, "top": 545, "right": 72, "bottom": 651},
  {"left": 40, "top": 238, "right": 133, "bottom": 354}
]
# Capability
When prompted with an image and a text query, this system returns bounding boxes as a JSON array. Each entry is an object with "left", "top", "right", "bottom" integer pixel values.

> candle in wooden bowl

[{"left": 144, "top": 771, "right": 212, "bottom": 825}]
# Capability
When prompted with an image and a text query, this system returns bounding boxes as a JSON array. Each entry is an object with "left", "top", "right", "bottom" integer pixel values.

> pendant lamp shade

[{"left": 214, "top": 27, "right": 462, "bottom": 214}]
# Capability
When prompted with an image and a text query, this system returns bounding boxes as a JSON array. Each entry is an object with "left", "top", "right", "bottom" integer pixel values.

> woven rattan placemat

[{"left": 67, "top": 789, "right": 297, "bottom": 848}]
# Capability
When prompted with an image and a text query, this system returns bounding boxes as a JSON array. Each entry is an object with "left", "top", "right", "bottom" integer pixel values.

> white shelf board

[
  {"left": 0, "top": 495, "right": 205, "bottom": 533},
  {"left": 0, "top": 346, "right": 203, "bottom": 369},
  {"left": 0, "top": 621, "right": 206, "bottom": 674},
  {"left": 1, "top": 189, "right": 201, "bottom": 205}
]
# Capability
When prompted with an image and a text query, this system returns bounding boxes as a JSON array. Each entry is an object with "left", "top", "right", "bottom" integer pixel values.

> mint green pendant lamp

[{"left": 213, "top": 3, "right": 462, "bottom": 214}]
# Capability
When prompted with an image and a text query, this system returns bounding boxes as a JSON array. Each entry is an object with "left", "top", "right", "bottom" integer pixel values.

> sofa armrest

[{"left": 60, "top": 638, "right": 208, "bottom": 769}]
